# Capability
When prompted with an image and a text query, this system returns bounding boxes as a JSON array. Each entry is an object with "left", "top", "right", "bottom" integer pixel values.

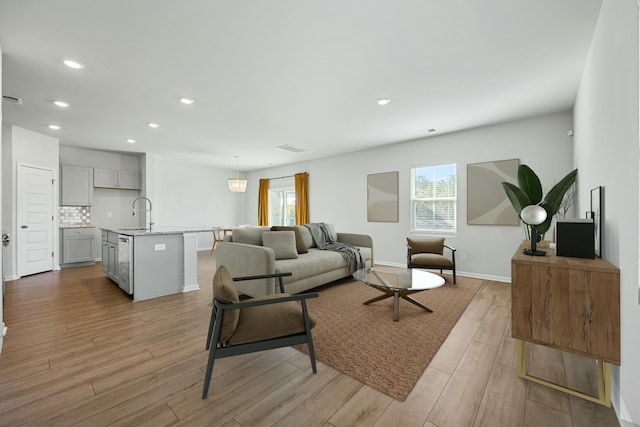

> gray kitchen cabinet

[
  {"left": 101, "top": 231, "right": 120, "bottom": 284},
  {"left": 93, "top": 168, "right": 118, "bottom": 188},
  {"left": 94, "top": 168, "right": 140, "bottom": 190},
  {"left": 61, "top": 165, "right": 93, "bottom": 206},
  {"left": 62, "top": 228, "right": 96, "bottom": 264}
]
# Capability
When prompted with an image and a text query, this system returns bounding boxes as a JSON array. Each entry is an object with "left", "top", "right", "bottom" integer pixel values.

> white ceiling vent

[
  {"left": 277, "top": 144, "right": 305, "bottom": 153},
  {"left": 2, "top": 95, "right": 23, "bottom": 105}
]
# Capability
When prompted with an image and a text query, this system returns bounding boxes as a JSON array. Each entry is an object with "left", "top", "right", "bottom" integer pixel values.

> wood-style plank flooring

[{"left": 0, "top": 252, "right": 619, "bottom": 426}]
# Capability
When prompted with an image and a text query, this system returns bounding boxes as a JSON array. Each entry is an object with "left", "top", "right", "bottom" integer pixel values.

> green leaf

[
  {"left": 535, "top": 202, "right": 554, "bottom": 235},
  {"left": 542, "top": 169, "right": 578, "bottom": 216},
  {"left": 501, "top": 182, "right": 531, "bottom": 214},
  {"left": 517, "top": 165, "right": 543, "bottom": 204}
]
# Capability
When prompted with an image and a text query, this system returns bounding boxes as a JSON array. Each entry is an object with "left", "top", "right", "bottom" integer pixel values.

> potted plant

[{"left": 502, "top": 165, "right": 577, "bottom": 240}]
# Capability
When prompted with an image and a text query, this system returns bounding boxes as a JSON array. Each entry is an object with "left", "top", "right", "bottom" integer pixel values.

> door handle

[{"left": 21, "top": 225, "right": 28, "bottom": 229}]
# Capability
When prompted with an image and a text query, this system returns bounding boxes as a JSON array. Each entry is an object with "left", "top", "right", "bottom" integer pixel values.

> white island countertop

[{"left": 101, "top": 226, "right": 213, "bottom": 236}]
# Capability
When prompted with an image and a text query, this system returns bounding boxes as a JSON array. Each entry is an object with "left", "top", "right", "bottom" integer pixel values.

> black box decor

[{"left": 556, "top": 219, "right": 595, "bottom": 259}]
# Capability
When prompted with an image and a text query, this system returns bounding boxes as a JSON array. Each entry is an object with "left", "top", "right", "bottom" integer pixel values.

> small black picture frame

[{"left": 590, "top": 186, "right": 603, "bottom": 257}]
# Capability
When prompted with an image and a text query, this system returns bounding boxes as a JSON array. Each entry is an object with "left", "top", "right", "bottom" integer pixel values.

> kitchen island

[{"left": 101, "top": 226, "right": 212, "bottom": 301}]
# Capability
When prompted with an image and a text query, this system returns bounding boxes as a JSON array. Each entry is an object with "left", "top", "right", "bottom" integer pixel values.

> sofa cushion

[
  {"left": 262, "top": 231, "right": 298, "bottom": 260},
  {"left": 275, "top": 246, "right": 372, "bottom": 282},
  {"left": 232, "top": 227, "right": 269, "bottom": 245},
  {"left": 411, "top": 253, "right": 454, "bottom": 268},
  {"left": 211, "top": 266, "right": 239, "bottom": 344},
  {"left": 407, "top": 237, "right": 445, "bottom": 255},
  {"left": 271, "top": 226, "right": 308, "bottom": 254},
  {"left": 326, "top": 223, "right": 338, "bottom": 242},
  {"left": 297, "top": 225, "right": 315, "bottom": 249},
  {"left": 302, "top": 223, "right": 338, "bottom": 245}
]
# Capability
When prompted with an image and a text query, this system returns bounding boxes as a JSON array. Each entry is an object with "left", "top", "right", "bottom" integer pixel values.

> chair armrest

[
  {"left": 232, "top": 272, "right": 293, "bottom": 282},
  {"left": 444, "top": 244, "right": 456, "bottom": 264},
  {"left": 233, "top": 272, "right": 293, "bottom": 292},
  {"left": 215, "top": 292, "right": 319, "bottom": 310}
]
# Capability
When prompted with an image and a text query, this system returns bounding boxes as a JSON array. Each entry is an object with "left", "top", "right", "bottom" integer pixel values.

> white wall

[
  {"left": 245, "top": 112, "right": 574, "bottom": 280},
  {"left": 2, "top": 126, "right": 59, "bottom": 279},
  {"left": 573, "top": 0, "right": 639, "bottom": 424},
  {"left": 148, "top": 154, "right": 246, "bottom": 250}
]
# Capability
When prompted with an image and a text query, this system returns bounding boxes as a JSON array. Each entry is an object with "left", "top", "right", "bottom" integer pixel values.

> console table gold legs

[{"left": 516, "top": 340, "right": 611, "bottom": 407}]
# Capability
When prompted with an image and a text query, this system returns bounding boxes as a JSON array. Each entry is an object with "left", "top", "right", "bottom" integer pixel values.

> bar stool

[{"left": 210, "top": 227, "right": 224, "bottom": 254}]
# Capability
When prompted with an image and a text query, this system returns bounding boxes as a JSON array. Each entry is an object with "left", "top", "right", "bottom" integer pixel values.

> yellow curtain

[
  {"left": 258, "top": 178, "right": 269, "bottom": 226},
  {"left": 295, "top": 172, "right": 309, "bottom": 225}
]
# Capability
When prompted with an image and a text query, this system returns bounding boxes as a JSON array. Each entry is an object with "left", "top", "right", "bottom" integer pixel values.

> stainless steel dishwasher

[{"left": 118, "top": 235, "right": 133, "bottom": 295}]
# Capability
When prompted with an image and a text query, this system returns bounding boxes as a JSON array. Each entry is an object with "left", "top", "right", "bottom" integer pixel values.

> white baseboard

[{"left": 182, "top": 284, "right": 200, "bottom": 293}]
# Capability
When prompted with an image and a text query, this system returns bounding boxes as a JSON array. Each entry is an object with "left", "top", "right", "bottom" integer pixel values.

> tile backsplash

[{"left": 59, "top": 206, "right": 92, "bottom": 226}]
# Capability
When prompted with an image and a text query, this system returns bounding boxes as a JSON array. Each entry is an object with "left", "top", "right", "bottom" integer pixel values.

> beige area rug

[{"left": 296, "top": 270, "right": 481, "bottom": 401}]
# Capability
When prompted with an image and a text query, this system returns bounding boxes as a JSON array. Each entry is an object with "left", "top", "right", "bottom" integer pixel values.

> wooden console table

[{"left": 511, "top": 241, "right": 620, "bottom": 406}]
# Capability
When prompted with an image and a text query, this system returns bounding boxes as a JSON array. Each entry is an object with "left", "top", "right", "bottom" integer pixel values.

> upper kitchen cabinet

[
  {"left": 94, "top": 168, "right": 140, "bottom": 190},
  {"left": 61, "top": 165, "right": 93, "bottom": 206}
]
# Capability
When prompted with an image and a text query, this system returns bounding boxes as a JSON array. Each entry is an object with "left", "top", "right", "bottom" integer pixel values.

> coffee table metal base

[{"left": 363, "top": 283, "right": 433, "bottom": 321}]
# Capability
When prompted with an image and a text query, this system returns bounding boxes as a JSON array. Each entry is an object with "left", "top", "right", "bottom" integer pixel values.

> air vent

[
  {"left": 2, "top": 95, "right": 23, "bottom": 105},
  {"left": 277, "top": 144, "right": 305, "bottom": 153}
]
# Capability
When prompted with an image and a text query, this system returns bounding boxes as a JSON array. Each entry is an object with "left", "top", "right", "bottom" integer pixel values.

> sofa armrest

[
  {"left": 215, "top": 242, "right": 277, "bottom": 296},
  {"left": 337, "top": 233, "right": 374, "bottom": 264}
]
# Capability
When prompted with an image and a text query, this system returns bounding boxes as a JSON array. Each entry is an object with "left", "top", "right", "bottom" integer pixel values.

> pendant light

[{"left": 228, "top": 156, "right": 247, "bottom": 192}]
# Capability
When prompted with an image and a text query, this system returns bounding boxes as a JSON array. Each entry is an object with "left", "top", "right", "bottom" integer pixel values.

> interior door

[{"left": 17, "top": 165, "right": 54, "bottom": 277}]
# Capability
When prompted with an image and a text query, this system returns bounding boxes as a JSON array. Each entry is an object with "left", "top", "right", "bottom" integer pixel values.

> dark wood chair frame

[
  {"left": 203, "top": 271, "right": 318, "bottom": 399},
  {"left": 407, "top": 243, "right": 457, "bottom": 284}
]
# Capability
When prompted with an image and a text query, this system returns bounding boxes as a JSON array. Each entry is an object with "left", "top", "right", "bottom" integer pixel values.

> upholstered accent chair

[
  {"left": 203, "top": 266, "right": 318, "bottom": 399},
  {"left": 406, "top": 237, "right": 457, "bottom": 284}
]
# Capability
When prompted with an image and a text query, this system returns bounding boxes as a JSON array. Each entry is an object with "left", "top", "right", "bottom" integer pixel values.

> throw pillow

[
  {"left": 262, "top": 231, "right": 299, "bottom": 260},
  {"left": 270, "top": 226, "right": 308, "bottom": 254},
  {"left": 407, "top": 237, "right": 445, "bottom": 255},
  {"left": 211, "top": 266, "right": 240, "bottom": 344},
  {"left": 297, "top": 225, "right": 315, "bottom": 249},
  {"left": 325, "top": 223, "right": 338, "bottom": 242}
]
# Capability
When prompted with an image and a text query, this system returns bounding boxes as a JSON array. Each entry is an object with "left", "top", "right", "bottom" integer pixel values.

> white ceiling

[{"left": 0, "top": 1, "right": 602, "bottom": 171}]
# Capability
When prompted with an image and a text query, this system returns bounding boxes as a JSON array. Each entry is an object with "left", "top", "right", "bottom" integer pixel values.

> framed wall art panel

[
  {"left": 591, "top": 186, "right": 603, "bottom": 257},
  {"left": 467, "top": 159, "right": 519, "bottom": 225},
  {"left": 367, "top": 171, "right": 399, "bottom": 222}
]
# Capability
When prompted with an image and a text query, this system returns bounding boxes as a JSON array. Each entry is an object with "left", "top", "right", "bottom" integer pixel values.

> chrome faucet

[{"left": 132, "top": 196, "right": 154, "bottom": 230}]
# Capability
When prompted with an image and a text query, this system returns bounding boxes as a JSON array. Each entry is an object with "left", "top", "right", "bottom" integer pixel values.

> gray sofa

[{"left": 215, "top": 224, "right": 373, "bottom": 297}]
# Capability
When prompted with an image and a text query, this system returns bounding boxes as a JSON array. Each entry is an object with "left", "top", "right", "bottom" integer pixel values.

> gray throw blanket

[{"left": 304, "top": 223, "right": 364, "bottom": 273}]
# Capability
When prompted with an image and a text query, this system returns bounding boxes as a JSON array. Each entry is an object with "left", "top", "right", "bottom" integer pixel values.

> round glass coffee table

[{"left": 353, "top": 268, "right": 445, "bottom": 321}]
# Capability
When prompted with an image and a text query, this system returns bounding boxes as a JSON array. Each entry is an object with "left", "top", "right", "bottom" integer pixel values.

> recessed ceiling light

[
  {"left": 48, "top": 124, "right": 61, "bottom": 130},
  {"left": 147, "top": 122, "right": 159, "bottom": 128},
  {"left": 179, "top": 98, "right": 194, "bottom": 105},
  {"left": 53, "top": 100, "right": 70, "bottom": 108},
  {"left": 62, "top": 59, "right": 84, "bottom": 69},
  {"left": 377, "top": 98, "right": 390, "bottom": 106},
  {"left": 125, "top": 138, "right": 136, "bottom": 144}
]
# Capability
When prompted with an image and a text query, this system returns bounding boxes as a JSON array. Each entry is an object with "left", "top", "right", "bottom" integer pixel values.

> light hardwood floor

[{"left": 0, "top": 252, "right": 619, "bottom": 426}]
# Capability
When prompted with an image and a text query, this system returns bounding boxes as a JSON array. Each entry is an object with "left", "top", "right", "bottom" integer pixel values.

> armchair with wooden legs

[
  {"left": 202, "top": 266, "right": 318, "bottom": 399},
  {"left": 406, "top": 237, "right": 457, "bottom": 284}
]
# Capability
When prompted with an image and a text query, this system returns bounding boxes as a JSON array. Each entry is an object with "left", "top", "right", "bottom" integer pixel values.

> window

[
  {"left": 269, "top": 188, "right": 296, "bottom": 226},
  {"left": 411, "top": 163, "right": 457, "bottom": 234}
]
